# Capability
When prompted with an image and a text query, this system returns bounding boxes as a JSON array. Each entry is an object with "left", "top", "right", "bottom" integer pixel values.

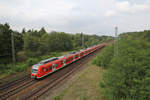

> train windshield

[{"left": 32, "top": 69, "right": 37, "bottom": 74}]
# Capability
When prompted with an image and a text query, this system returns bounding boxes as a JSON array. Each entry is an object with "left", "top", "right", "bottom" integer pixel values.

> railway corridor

[{"left": 0, "top": 45, "right": 105, "bottom": 100}]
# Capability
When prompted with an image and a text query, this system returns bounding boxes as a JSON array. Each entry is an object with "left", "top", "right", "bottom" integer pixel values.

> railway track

[
  {"left": 0, "top": 45, "right": 105, "bottom": 100},
  {"left": 21, "top": 57, "right": 90, "bottom": 100},
  {"left": 0, "top": 79, "right": 37, "bottom": 100},
  {"left": 0, "top": 74, "right": 30, "bottom": 91},
  {"left": 20, "top": 46, "right": 104, "bottom": 100}
]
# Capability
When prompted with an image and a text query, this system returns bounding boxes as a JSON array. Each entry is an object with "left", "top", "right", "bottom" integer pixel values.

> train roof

[
  {"left": 58, "top": 53, "right": 74, "bottom": 59},
  {"left": 32, "top": 57, "right": 59, "bottom": 69},
  {"left": 39, "top": 57, "right": 58, "bottom": 64}
]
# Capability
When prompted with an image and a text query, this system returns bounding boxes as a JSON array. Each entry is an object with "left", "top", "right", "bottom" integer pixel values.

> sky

[{"left": 0, "top": 0, "right": 150, "bottom": 36}]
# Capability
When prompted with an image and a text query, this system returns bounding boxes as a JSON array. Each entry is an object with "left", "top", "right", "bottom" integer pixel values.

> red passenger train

[{"left": 31, "top": 43, "right": 105, "bottom": 79}]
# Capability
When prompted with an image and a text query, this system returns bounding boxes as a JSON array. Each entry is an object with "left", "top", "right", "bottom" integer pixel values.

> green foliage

[
  {"left": 0, "top": 63, "right": 28, "bottom": 75},
  {"left": 92, "top": 45, "right": 114, "bottom": 68},
  {"left": 54, "top": 96, "right": 61, "bottom": 100},
  {"left": 0, "top": 23, "right": 23, "bottom": 64},
  {"left": 23, "top": 31, "right": 73, "bottom": 57},
  {"left": 0, "top": 57, "right": 39, "bottom": 75},
  {"left": 23, "top": 30, "right": 110, "bottom": 58},
  {"left": 0, "top": 23, "right": 112, "bottom": 76},
  {"left": 0, "top": 23, "right": 12, "bottom": 63},
  {"left": 26, "top": 58, "right": 39, "bottom": 67},
  {"left": 40, "top": 52, "right": 62, "bottom": 59},
  {"left": 45, "top": 31, "right": 73, "bottom": 52},
  {"left": 93, "top": 31, "right": 150, "bottom": 100}
]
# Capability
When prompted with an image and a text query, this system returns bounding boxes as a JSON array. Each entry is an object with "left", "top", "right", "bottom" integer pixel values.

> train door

[{"left": 52, "top": 64, "right": 55, "bottom": 71}]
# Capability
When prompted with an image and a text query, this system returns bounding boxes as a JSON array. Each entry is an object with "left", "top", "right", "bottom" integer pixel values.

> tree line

[
  {"left": 0, "top": 23, "right": 113, "bottom": 64},
  {"left": 92, "top": 30, "right": 150, "bottom": 100}
]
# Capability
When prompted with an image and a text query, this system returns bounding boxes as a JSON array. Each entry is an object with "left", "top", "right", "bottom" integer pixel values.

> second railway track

[
  {"left": 0, "top": 74, "right": 30, "bottom": 91},
  {"left": 0, "top": 46, "right": 105, "bottom": 100},
  {"left": 21, "top": 55, "right": 92, "bottom": 100}
]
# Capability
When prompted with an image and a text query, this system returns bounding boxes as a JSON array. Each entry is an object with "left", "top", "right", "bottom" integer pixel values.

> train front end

[{"left": 31, "top": 64, "right": 41, "bottom": 79}]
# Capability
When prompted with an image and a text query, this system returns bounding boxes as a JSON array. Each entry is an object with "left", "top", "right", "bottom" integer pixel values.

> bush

[
  {"left": 93, "top": 36, "right": 150, "bottom": 100},
  {"left": 40, "top": 52, "right": 62, "bottom": 60},
  {"left": 103, "top": 46, "right": 150, "bottom": 100},
  {"left": 92, "top": 45, "right": 114, "bottom": 68},
  {"left": 26, "top": 58, "right": 39, "bottom": 67},
  {"left": 54, "top": 96, "right": 61, "bottom": 100},
  {"left": 12, "top": 63, "right": 28, "bottom": 72}
]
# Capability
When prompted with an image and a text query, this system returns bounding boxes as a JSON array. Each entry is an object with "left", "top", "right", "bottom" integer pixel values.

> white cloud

[
  {"left": 0, "top": 0, "right": 150, "bottom": 35},
  {"left": 0, "top": 0, "right": 75, "bottom": 21},
  {"left": 132, "top": 3, "right": 149, "bottom": 13},
  {"left": 105, "top": 10, "right": 116, "bottom": 17},
  {"left": 116, "top": 1, "right": 131, "bottom": 12},
  {"left": 115, "top": 0, "right": 150, "bottom": 14},
  {"left": 105, "top": 0, "right": 150, "bottom": 17}
]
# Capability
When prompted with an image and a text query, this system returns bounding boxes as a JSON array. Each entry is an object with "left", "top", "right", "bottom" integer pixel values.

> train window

[
  {"left": 61, "top": 61, "right": 63, "bottom": 65},
  {"left": 75, "top": 55, "right": 78, "bottom": 58},
  {"left": 56, "top": 64, "right": 58, "bottom": 67},
  {"left": 49, "top": 66, "right": 52, "bottom": 70},
  {"left": 32, "top": 69, "right": 37, "bottom": 74},
  {"left": 46, "top": 67, "right": 49, "bottom": 71},
  {"left": 52, "top": 64, "right": 55, "bottom": 70},
  {"left": 42, "top": 68, "right": 44, "bottom": 71}
]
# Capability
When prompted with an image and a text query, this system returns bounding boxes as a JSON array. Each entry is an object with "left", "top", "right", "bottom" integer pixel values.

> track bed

[{"left": 0, "top": 46, "right": 104, "bottom": 100}]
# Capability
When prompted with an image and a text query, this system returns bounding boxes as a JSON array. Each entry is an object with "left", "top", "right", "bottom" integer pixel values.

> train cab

[
  {"left": 31, "top": 57, "right": 58, "bottom": 79},
  {"left": 31, "top": 63, "right": 41, "bottom": 79}
]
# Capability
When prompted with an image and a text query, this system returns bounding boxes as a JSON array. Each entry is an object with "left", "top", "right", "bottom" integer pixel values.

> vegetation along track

[
  {"left": 0, "top": 45, "right": 105, "bottom": 100},
  {"left": 20, "top": 46, "right": 105, "bottom": 100}
]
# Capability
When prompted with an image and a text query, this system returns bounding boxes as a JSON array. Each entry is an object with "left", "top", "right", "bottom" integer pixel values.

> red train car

[{"left": 31, "top": 43, "right": 105, "bottom": 79}]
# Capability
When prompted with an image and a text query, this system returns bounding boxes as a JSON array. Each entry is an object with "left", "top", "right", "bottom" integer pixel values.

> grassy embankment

[{"left": 52, "top": 64, "right": 106, "bottom": 100}]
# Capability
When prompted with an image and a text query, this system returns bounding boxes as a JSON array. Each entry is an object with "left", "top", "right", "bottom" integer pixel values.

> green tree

[
  {"left": 0, "top": 23, "right": 12, "bottom": 63},
  {"left": 93, "top": 31, "right": 150, "bottom": 100}
]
